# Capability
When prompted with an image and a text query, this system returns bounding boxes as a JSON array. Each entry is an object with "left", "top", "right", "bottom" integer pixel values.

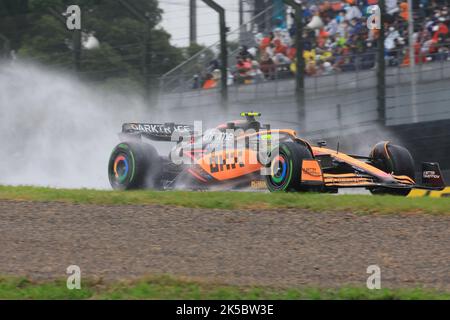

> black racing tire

[
  {"left": 369, "top": 141, "right": 415, "bottom": 196},
  {"left": 265, "top": 141, "right": 313, "bottom": 192},
  {"left": 108, "top": 141, "right": 162, "bottom": 190}
]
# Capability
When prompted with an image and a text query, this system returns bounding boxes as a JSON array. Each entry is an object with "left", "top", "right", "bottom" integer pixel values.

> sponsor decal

[
  {"left": 251, "top": 180, "right": 266, "bottom": 189},
  {"left": 209, "top": 151, "right": 245, "bottom": 173},
  {"left": 129, "top": 123, "right": 191, "bottom": 135},
  {"left": 302, "top": 167, "right": 321, "bottom": 177},
  {"left": 301, "top": 160, "right": 323, "bottom": 182},
  {"left": 324, "top": 177, "right": 372, "bottom": 185},
  {"left": 423, "top": 170, "right": 440, "bottom": 179},
  {"left": 203, "top": 129, "right": 236, "bottom": 143}
]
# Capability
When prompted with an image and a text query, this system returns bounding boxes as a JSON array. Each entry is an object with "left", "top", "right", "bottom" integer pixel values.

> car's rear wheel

[
  {"left": 369, "top": 141, "right": 415, "bottom": 196},
  {"left": 108, "top": 141, "right": 162, "bottom": 190},
  {"left": 265, "top": 141, "right": 313, "bottom": 192}
]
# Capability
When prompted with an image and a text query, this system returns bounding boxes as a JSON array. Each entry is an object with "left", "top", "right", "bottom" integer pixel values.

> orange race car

[{"left": 108, "top": 112, "right": 446, "bottom": 196}]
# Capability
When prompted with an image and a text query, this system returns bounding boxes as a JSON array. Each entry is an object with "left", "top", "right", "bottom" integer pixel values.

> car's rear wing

[{"left": 120, "top": 123, "right": 194, "bottom": 142}]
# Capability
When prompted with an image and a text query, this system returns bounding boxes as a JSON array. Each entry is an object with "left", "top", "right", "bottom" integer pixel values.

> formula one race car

[{"left": 108, "top": 112, "right": 446, "bottom": 196}]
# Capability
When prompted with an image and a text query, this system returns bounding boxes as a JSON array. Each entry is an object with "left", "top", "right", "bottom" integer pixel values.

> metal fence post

[
  {"left": 284, "top": 0, "right": 305, "bottom": 129},
  {"left": 202, "top": 0, "right": 228, "bottom": 108},
  {"left": 377, "top": 0, "right": 386, "bottom": 125}
]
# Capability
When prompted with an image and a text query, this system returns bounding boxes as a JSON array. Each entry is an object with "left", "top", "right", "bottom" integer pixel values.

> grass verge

[
  {"left": 0, "top": 185, "right": 449, "bottom": 214},
  {"left": 1, "top": 275, "right": 449, "bottom": 300}
]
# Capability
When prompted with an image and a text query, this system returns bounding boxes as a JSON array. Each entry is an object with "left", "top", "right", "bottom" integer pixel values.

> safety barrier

[{"left": 409, "top": 187, "right": 450, "bottom": 198}]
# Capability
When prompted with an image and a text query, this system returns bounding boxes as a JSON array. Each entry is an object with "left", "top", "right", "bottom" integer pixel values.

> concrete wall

[{"left": 159, "top": 59, "right": 450, "bottom": 127}]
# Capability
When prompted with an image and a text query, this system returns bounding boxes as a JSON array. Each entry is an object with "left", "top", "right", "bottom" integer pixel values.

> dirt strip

[{"left": 0, "top": 200, "right": 449, "bottom": 289}]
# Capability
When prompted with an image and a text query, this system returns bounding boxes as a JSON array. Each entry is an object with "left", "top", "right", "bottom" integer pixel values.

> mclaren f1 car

[{"left": 108, "top": 112, "right": 446, "bottom": 196}]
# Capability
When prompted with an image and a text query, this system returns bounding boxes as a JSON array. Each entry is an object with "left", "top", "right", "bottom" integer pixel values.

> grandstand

[{"left": 160, "top": 0, "right": 450, "bottom": 92}]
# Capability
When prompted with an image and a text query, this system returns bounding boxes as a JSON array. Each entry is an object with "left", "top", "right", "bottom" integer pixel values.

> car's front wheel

[
  {"left": 265, "top": 141, "right": 313, "bottom": 192},
  {"left": 369, "top": 141, "right": 415, "bottom": 196}
]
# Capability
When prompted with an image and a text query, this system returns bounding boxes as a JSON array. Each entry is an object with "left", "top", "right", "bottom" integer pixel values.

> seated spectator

[
  {"left": 273, "top": 52, "right": 291, "bottom": 65},
  {"left": 304, "top": 48, "right": 316, "bottom": 65},
  {"left": 336, "top": 10, "right": 345, "bottom": 24},
  {"left": 207, "top": 59, "right": 220, "bottom": 73},
  {"left": 248, "top": 61, "right": 265, "bottom": 83},
  {"left": 212, "top": 69, "right": 221, "bottom": 84},
  {"left": 260, "top": 52, "right": 276, "bottom": 80},
  {"left": 305, "top": 59, "right": 318, "bottom": 75},
  {"left": 344, "top": 4, "right": 362, "bottom": 21},
  {"left": 322, "top": 61, "right": 334, "bottom": 74},
  {"left": 386, "top": 0, "right": 400, "bottom": 16},
  {"left": 274, "top": 39, "right": 287, "bottom": 55},
  {"left": 337, "top": 20, "right": 349, "bottom": 37},
  {"left": 432, "top": 17, "right": 449, "bottom": 43},
  {"left": 265, "top": 43, "right": 276, "bottom": 59},
  {"left": 317, "top": 28, "right": 330, "bottom": 47},
  {"left": 316, "top": 43, "right": 333, "bottom": 61},
  {"left": 336, "top": 36, "right": 347, "bottom": 47},
  {"left": 399, "top": 2, "right": 409, "bottom": 21},
  {"left": 260, "top": 32, "right": 274, "bottom": 52},
  {"left": 325, "top": 17, "right": 339, "bottom": 36},
  {"left": 202, "top": 73, "right": 217, "bottom": 89},
  {"left": 238, "top": 45, "right": 254, "bottom": 60},
  {"left": 320, "top": 1, "right": 335, "bottom": 21},
  {"left": 227, "top": 68, "right": 234, "bottom": 86},
  {"left": 287, "top": 46, "right": 297, "bottom": 61},
  {"left": 192, "top": 74, "right": 200, "bottom": 89},
  {"left": 235, "top": 58, "right": 253, "bottom": 84},
  {"left": 348, "top": 18, "right": 363, "bottom": 36},
  {"left": 272, "top": 39, "right": 291, "bottom": 65},
  {"left": 385, "top": 26, "right": 404, "bottom": 65},
  {"left": 193, "top": 0, "right": 450, "bottom": 88},
  {"left": 332, "top": 46, "right": 352, "bottom": 71}
]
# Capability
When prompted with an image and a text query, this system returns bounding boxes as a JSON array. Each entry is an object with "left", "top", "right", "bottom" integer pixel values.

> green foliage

[
  {"left": 0, "top": 276, "right": 92, "bottom": 299},
  {"left": 0, "top": 0, "right": 29, "bottom": 17},
  {"left": 184, "top": 42, "right": 214, "bottom": 60},
  {"left": 0, "top": 275, "right": 449, "bottom": 300},
  {"left": 18, "top": 14, "right": 72, "bottom": 65},
  {"left": 150, "top": 29, "right": 184, "bottom": 75},
  {"left": 29, "top": 0, "right": 63, "bottom": 12},
  {"left": 4, "top": 0, "right": 184, "bottom": 89}
]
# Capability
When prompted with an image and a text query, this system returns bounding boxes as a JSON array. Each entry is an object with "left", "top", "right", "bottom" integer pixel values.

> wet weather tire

[
  {"left": 108, "top": 141, "right": 162, "bottom": 190},
  {"left": 369, "top": 142, "right": 415, "bottom": 196},
  {"left": 265, "top": 141, "right": 313, "bottom": 192}
]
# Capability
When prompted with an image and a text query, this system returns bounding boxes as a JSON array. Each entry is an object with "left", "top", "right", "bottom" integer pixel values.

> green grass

[
  {"left": 0, "top": 185, "right": 449, "bottom": 214},
  {"left": 0, "top": 275, "right": 449, "bottom": 300},
  {"left": 0, "top": 277, "right": 93, "bottom": 299}
]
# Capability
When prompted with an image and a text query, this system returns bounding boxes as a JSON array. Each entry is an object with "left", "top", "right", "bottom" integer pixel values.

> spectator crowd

[{"left": 193, "top": 0, "right": 450, "bottom": 89}]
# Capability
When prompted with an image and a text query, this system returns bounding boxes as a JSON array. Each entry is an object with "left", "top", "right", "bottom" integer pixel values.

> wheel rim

[
  {"left": 112, "top": 153, "right": 129, "bottom": 184},
  {"left": 269, "top": 154, "right": 289, "bottom": 188}
]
